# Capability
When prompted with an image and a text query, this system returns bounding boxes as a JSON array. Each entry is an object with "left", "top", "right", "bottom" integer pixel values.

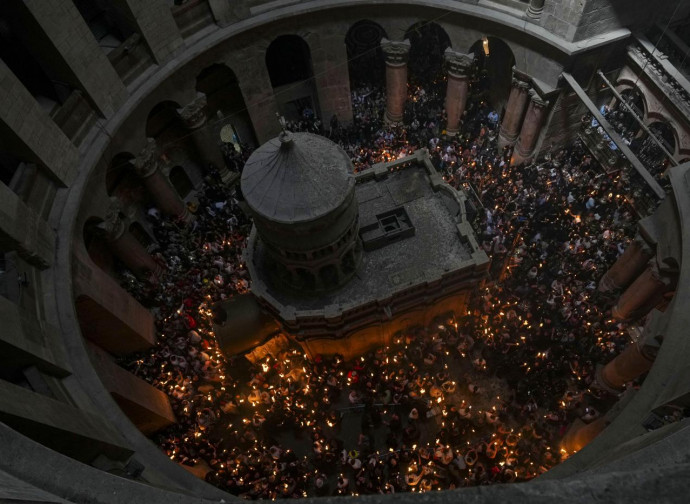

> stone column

[
  {"left": 381, "top": 38, "right": 411, "bottom": 124},
  {"left": 498, "top": 74, "right": 531, "bottom": 149},
  {"left": 599, "top": 235, "right": 655, "bottom": 293},
  {"left": 177, "top": 94, "right": 231, "bottom": 182},
  {"left": 526, "top": 0, "right": 546, "bottom": 20},
  {"left": 443, "top": 49, "right": 473, "bottom": 136},
  {"left": 597, "top": 342, "right": 655, "bottom": 391},
  {"left": 132, "top": 139, "right": 192, "bottom": 223},
  {"left": 612, "top": 262, "right": 672, "bottom": 321},
  {"left": 561, "top": 417, "right": 608, "bottom": 454},
  {"left": 511, "top": 91, "right": 549, "bottom": 166},
  {"left": 103, "top": 203, "right": 163, "bottom": 278}
]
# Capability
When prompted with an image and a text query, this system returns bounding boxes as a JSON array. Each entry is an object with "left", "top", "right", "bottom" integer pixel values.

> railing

[
  {"left": 578, "top": 121, "right": 660, "bottom": 218},
  {"left": 628, "top": 36, "right": 690, "bottom": 124}
]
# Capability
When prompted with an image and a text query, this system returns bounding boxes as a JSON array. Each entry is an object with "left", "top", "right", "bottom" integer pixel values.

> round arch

[
  {"left": 404, "top": 21, "right": 451, "bottom": 88},
  {"left": 145, "top": 100, "right": 183, "bottom": 140},
  {"left": 345, "top": 20, "right": 387, "bottom": 89},
  {"left": 265, "top": 34, "right": 319, "bottom": 120},
  {"left": 195, "top": 63, "right": 257, "bottom": 147},
  {"left": 469, "top": 36, "right": 515, "bottom": 114},
  {"left": 82, "top": 217, "right": 113, "bottom": 272},
  {"left": 106, "top": 152, "right": 142, "bottom": 202}
]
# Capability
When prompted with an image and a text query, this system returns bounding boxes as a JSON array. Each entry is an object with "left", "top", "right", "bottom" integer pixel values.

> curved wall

[{"left": 1, "top": 0, "right": 689, "bottom": 502}]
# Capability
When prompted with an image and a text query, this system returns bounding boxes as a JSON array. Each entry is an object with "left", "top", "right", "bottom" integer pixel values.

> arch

[
  {"left": 469, "top": 36, "right": 515, "bottom": 114},
  {"left": 145, "top": 101, "right": 182, "bottom": 139},
  {"left": 404, "top": 21, "right": 451, "bottom": 88},
  {"left": 265, "top": 35, "right": 318, "bottom": 121},
  {"left": 609, "top": 87, "right": 646, "bottom": 137},
  {"left": 615, "top": 80, "right": 650, "bottom": 121},
  {"left": 266, "top": 35, "right": 313, "bottom": 88},
  {"left": 195, "top": 63, "right": 257, "bottom": 147},
  {"left": 83, "top": 217, "right": 113, "bottom": 272},
  {"left": 106, "top": 152, "right": 140, "bottom": 200},
  {"left": 345, "top": 20, "right": 387, "bottom": 89},
  {"left": 169, "top": 165, "right": 194, "bottom": 198}
]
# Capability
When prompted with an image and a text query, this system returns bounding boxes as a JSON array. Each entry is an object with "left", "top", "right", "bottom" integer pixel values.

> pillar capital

[
  {"left": 132, "top": 139, "right": 162, "bottom": 178},
  {"left": 444, "top": 48, "right": 474, "bottom": 78},
  {"left": 177, "top": 94, "right": 208, "bottom": 129},
  {"left": 381, "top": 38, "right": 411, "bottom": 66},
  {"left": 529, "top": 90, "right": 548, "bottom": 109},
  {"left": 103, "top": 198, "right": 126, "bottom": 241},
  {"left": 511, "top": 78, "right": 532, "bottom": 91}
]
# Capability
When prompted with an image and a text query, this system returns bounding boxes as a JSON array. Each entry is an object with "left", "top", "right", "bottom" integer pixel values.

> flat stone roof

[{"left": 249, "top": 151, "right": 480, "bottom": 314}]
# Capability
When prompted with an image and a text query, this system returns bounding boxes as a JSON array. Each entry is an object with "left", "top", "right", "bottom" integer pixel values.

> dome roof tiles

[{"left": 241, "top": 132, "right": 355, "bottom": 223}]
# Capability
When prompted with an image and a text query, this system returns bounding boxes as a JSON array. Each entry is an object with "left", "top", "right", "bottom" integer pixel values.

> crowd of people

[
  {"left": 591, "top": 100, "right": 674, "bottom": 184},
  {"left": 115, "top": 67, "right": 656, "bottom": 498}
]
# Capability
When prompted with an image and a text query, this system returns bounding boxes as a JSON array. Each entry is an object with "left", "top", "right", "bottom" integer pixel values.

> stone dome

[{"left": 241, "top": 131, "right": 355, "bottom": 224}]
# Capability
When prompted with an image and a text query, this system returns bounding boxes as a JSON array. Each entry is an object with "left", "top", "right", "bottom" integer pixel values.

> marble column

[
  {"left": 443, "top": 49, "right": 473, "bottom": 136},
  {"left": 132, "top": 139, "right": 192, "bottom": 223},
  {"left": 612, "top": 262, "right": 672, "bottom": 321},
  {"left": 527, "top": 0, "right": 546, "bottom": 20},
  {"left": 497, "top": 74, "right": 531, "bottom": 150},
  {"left": 599, "top": 235, "right": 655, "bottom": 293},
  {"left": 177, "top": 94, "right": 231, "bottom": 182},
  {"left": 104, "top": 202, "right": 163, "bottom": 279},
  {"left": 561, "top": 416, "right": 608, "bottom": 454},
  {"left": 381, "top": 38, "right": 411, "bottom": 124},
  {"left": 511, "top": 91, "right": 549, "bottom": 166},
  {"left": 597, "top": 342, "right": 655, "bottom": 391}
]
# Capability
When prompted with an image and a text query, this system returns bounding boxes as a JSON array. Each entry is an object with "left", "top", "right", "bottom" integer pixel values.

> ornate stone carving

[
  {"left": 444, "top": 48, "right": 474, "bottom": 78},
  {"left": 380, "top": 38, "right": 411, "bottom": 66},
  {"left": 529, "top": 90, "right": 548, "bottom": 109},
  {"left": 511, "top": 77, "right": 531, "bottom": 91},
  {"left": 629, "top": 41, "right": 690, "bottom": 122},
  {"left": 132, "top": 138, "right": 160, "bottom": 178},
  {"left": 177, "top": 94, "right": 208, "bottom": 129},
  {"left": 103, "top": 197, "right": 126, "bottom": 240}
]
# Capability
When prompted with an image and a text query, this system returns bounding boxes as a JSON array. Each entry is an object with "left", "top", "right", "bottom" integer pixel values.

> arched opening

[
  {"left": 196, "top": 63, "right": 257, "bottom": 148},
  {"left": 404, "top": 21, "right": 451, "bottom": 90},
  {"left": 106, "top": 152, "right": 143, "bottom": 203},
  {"left": 265, "top": 35, "right": 319, "bottom": 121},
  {"left": 469, "top": 37, "right": 515, "bottom": 115},
  {"left": 145, "top": 101, "right": 184, "bottom": 143},
  {"left": 169, "top": 165, "right": 194, "bottom": 198},
  {"left": 609, "top": 87, "right": 645, "bottom": 137},
  {"left": 345, "top": 20, "right": 387, "bottom": 90},
  {"left": 83, "top": 217, "right": 114, "bottom": 273},
  {"left": 128, "top": 222, "right": 153, "bottom": 249}
]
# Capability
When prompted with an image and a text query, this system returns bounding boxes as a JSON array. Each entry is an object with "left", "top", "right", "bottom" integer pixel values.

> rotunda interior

[{"left": 2, "top": 1, "right": 690, "bottom": 503}]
